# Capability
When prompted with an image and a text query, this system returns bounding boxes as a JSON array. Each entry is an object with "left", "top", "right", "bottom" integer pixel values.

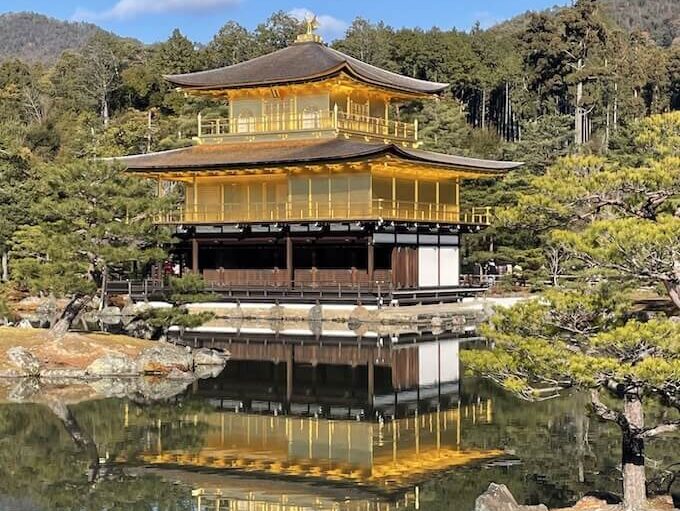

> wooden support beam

[
  {"left": 367, "top": 238, "right": 375, "bottom": 283},
  {"left": 192, "top": 175, "right": 198, "bottom": 220},
  {"left": 367, "top": 357, "right": 375, "bottom": 409},
  {"left": 191, "top": 238, "right": 199, "bottom": 273},
  {"left": 286, "top": 235, "right": 294, "bottom": 287},
  {"left": 286, "top": 346, "right": 294, "bottom": 407}
]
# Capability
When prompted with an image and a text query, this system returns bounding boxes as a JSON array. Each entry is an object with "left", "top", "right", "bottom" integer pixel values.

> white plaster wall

[
  {"left": 418, "top": 246, "right": 439, "bottom": 287},
  {"left": 418, "top": 340, "right": 460, "bottom": 386},
  {"left": 439, "top": 247, "right": 460, "bottom": 286}
]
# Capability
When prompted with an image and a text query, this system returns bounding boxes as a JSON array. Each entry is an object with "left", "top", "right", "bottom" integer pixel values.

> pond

[{"left": 1, "top": 327, "right": 679, "bottom": 510}]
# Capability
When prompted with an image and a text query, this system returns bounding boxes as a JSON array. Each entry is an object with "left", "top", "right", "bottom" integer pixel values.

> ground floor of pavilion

[{"left": 170, "top": 223, "right": 467, "bottom": 290}]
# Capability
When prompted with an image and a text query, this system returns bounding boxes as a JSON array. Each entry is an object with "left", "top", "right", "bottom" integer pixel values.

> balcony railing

[
  {"left": 157, "top": 199, "right": 491, "bottom": 225},
  {"left": 198, "top": 109, "right": 418, "bottom": 143}
]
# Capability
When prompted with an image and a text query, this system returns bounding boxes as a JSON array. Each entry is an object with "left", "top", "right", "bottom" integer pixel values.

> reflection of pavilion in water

[
  {"left": 137, "top": 402, "right": 496, "bottom": 510},
  {"left": 127, "top": 331, "right": 500, "bottom": 510},
  {"left": 185, "top": 329, "right": 477, "bottom": 418}
]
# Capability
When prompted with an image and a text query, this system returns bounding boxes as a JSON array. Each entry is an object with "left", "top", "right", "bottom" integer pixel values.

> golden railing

[
  {"left": 198, "top": 109, "right": 418, "bottom": 143},
  {"left": 157, "top": 200, "right": 492, "bottom": 225}
]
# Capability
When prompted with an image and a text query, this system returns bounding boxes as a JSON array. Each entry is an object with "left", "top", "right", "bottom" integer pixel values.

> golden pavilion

[{"left": 119, "top": 23, "right": 521, "bottom": 296}]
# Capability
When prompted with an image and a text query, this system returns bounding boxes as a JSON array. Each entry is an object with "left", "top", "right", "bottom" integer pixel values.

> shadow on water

[{"left": 0, "top": 323, "right": 678, "bottom": 510}]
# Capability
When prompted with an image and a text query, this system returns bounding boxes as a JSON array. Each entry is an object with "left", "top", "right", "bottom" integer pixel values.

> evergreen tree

[
  {"left": 417, "top": 97, "right": 471, "bottom": 155},
  {"left": 0, "top": 144, "right": 34, "bottom": 282},
  {"left": 203, "top": 21, "right": 257, "bottom": 68},
  {"left": 463, "top": 286, "right": 680, "bottom": 511},
  {"left": 10, "top": 161, "right": 170, "bottom": 296},
  {"left": 332, "top": 18, "right": 397, "bottom": 70},
  {"left": 465, "top": 112, "right": 680, "bottom": 510},
  {"left": 254, "top": 11, "right": 303, "bottom": 53}
]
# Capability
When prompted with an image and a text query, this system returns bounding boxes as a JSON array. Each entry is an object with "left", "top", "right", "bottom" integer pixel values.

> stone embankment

[
  {"left": 10, "top": 293, "right": 529, "bottom": 326},
  {"left": 183, "top": 298, "right": 522, "bottom": 324},
  {"left": 0, "top": 327, "right": 228, "bottom": 380},
  {"left": 475, "top": 483, "right": 677, "bottom": 511}
]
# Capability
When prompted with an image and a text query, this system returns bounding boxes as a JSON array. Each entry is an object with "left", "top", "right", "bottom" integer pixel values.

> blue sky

[{"left": 2, "top": 0, "right": 570, "bottom": 44}]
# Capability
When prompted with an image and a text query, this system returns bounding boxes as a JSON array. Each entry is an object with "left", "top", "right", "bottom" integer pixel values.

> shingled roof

[
  {"left": 117, "top": 139, "right": 522, "bottom": 174},
  {"left": 165, "top": 41, "right": 449, "bottom": 95}
]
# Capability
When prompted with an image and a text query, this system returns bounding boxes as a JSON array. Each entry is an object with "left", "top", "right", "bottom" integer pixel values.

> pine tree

[
  {"left": 417, "top": 97, "right": 471, "bottom": 155},
  {"left": 465, "top": 112, "right": 680, "bottom": 510},
  {"left": 10, "top": 160, "right": 170, "bottom": 296}
]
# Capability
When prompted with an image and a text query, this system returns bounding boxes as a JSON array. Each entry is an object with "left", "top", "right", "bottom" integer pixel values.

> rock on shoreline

[
  {"left": 0, "top": 327, "right": 228, "bottom": 380},
  {"left": 474, "top": 483, "right": 677, "bottom": 511}
]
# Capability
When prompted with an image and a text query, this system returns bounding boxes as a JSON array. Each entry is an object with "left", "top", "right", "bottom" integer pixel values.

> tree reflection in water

[{"left": 0, "top": 378, "right": 677, "bottom": 510}]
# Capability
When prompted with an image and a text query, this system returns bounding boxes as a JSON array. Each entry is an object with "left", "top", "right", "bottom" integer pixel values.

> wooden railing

[
  {"left": 105, "top": 275, "right": 489, "bottom": 305},
  {"left": 201, "top": 268, "right": 392, "bottom": 288},
  {"left": 198, "top": 108, "right": 417, "bottom": 143},
  {"left": 157, "top": 200, "right": 492, "bottom": 226}
]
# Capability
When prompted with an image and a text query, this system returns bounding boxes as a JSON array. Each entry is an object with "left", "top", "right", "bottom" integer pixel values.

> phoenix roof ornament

[{"left": 296, "top": 12, "right": 323, "bottom": 43}]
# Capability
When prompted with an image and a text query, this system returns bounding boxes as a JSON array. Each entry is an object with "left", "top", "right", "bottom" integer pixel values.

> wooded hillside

[
  {"left": 602, "top": 0, "right": 680, "bottom": 46},
  {"left": 0, "top": 12, "right": 106, "bottom": 64}
]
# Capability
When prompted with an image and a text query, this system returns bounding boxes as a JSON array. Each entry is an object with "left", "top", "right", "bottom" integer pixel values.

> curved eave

[
  {"left": 165, "top": 60, "right": 449, "bottom": 97},
  {"left": 116, "top": 144, "right": 521, "bottom": 179},
  {"left": 119, "top": 145, "right": 388, "bottom": 174},
  {"left": 391, "top": 146, "right": 523, "bottom": 176}
]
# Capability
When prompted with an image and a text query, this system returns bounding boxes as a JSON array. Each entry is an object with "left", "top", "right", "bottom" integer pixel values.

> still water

[{"left": 1, "top": 327, "right": 679, "bottom": 511}]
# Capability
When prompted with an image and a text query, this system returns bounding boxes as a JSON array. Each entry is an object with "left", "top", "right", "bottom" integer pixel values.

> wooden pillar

[
  {"left": 286, "top": 346, "right": 294, "bottom": 406},
  {"left": 455, "top": 178, "right": 461, "bottom": 220},
  {"left": 367, "top": 357, "right": 375, "bottom": 409},
  {"left": 192, "top": 176, "right": 198, "bottom": 208},
  {"left": 191, "top": 238, "right": 199, "bottom": 274},
  {"left": 312, "top": 362, "right": 318, "bottom": 400},
  {"left": 367, "top": 238, "right": 375, "bottom": 283},
  {"left": 220, "top": 183, "right": 225, "bottom": 222},
  {"left": 286, "top": 235, "right": 294, "bottom": 288}
]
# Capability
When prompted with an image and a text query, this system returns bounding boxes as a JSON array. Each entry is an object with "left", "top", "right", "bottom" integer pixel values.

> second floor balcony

[
  {"left": 157, "top": 200, "right": 491, "bottom": 226},
  {"left": 197, "top": 108, "right": 419, "bottom": 145}
]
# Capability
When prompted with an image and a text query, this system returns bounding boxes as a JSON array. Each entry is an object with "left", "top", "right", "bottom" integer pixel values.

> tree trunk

[
  {"left": 49, "top": 294, "right": 91, "bottom": 339},
  {"left": 505, "top": 82, "right": 511, "bottom": 141},
  {"left": 575, "top": 68, "right": 583, "bottom": 145},
  {"left": 605, "top": 101, "right": 611, "bottom": 151},
  {"left": 481, "top": 88, "right": 487, "bottom": 130},
  {"left": 614, "top": 82, "right": 619, "bottom": 130},
  {"left": 663, "top": 280, "right": 680, "bottom": 311},
  {"left": 100, "top": 266, "right": 108, "bottom": 312},
  {"left": 622, "top": 394, "right": 647, "bottom": 511},
  {"left": 1, "top": 250, "right": 7, "bottom": 282},
  {"left": 47, "top": 401, "right": 100, "bottom": 484},
  {"left": 102, "top": 94, "right": 109, "bottom": 127},
  {"left": 146, "top": 110, "right": 152, "bottom": 153}
]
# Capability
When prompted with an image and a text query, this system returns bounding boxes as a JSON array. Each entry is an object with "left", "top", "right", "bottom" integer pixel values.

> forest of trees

[
  {"left": 1, "top": 0, "right": 680, "bottom": 289},
  {"left": 601, "top": 0, "right": 680, "bottom": 46},
  {"left": 0, "top": 12, "right": 107, "bottom": 64}
]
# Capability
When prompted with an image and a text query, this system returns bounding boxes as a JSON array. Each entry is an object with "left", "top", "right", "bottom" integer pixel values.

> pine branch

[
  {"left": 640, "top": 421, "right": 680, "bottom": 439},
  {"left": 589, "top": 389, "right": 630, "bottom": 429}
]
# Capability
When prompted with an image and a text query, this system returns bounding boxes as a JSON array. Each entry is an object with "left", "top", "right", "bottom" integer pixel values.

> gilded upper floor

[
  {"left": 115, "top": 28, "right": 523, "bottom": 227},
  {"left": 121, "top": 138, "right": 521, "bottom": 226},
  {"left": 166, "top": 38, "right": 449, "bottom": 147}
]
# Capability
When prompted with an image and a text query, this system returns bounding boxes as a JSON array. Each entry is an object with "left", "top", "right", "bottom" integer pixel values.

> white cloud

[
  {"left": 288, "top": 8, "right": 349, "bottom": 41},
  {"left": 73, "top": 0, "right": 241, "bottom": 21}
]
